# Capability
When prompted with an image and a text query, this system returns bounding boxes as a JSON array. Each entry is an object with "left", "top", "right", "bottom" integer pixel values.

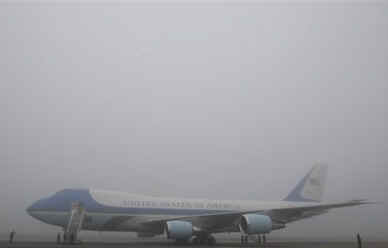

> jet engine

[
  {"left": 240, "top": 214, "right": 272, "bottom": 234},
  {"left": 165, "top": 220, "right": 193, "bottom": 240}
]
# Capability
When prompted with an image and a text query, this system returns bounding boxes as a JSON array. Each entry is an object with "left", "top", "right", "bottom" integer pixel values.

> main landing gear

[
  {"left": 191, "top": 234, "right": 216, "bottom": 246},
  {"left": 240, "top": 235, "right": 249, "bottom": 244},
  {"left": 241, "top": 234, "right": 267, "bottom": 246}
]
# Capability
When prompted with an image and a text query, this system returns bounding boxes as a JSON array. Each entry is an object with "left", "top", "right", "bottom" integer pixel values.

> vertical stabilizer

[{"left": 284, "top": 164, "right": 328, "bottom": 202}]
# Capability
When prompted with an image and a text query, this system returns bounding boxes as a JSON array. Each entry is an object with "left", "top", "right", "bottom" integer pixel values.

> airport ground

[{"left": 1, "top": 240, "right": 387, "bottom": 248}]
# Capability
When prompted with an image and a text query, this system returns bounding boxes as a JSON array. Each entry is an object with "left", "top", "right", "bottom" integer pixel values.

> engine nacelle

[
  {"left": 240, "top": 214, "right": 272, "bottom": 234},
  {"left": 165, "top": 221, "right": 193, "bottom": 240}
]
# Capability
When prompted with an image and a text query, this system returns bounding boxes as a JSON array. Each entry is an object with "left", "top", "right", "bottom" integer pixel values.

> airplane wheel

[
  {"left": 199, "top": 237, "right": 207, "bottom": 245},
  {"left": 175, "top": 239, "right": 189, "bottom": 245},
  {"left": 192, "top": 237, "right": 199, "bottom": 245},
  {"left": 207, "top": 236, "right": 216, "bottom": 246}
]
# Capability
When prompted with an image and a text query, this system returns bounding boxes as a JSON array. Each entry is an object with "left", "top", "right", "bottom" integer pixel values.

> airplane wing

[
  {"left": 267, "top": 199, "right": 372, "bottom": 224},
  {"left": 141, "top": 199, "right": 373, "bottom": 233}
]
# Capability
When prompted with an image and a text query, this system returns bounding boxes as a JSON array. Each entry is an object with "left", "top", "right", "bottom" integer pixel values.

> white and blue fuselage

[{"left": 27, "top": 188, "right": 296, "bottom": 233}]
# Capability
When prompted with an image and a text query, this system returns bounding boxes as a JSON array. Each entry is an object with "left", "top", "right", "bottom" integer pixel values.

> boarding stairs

[{"left": 64, "top": 202, "right": 85, "bottom": 244}]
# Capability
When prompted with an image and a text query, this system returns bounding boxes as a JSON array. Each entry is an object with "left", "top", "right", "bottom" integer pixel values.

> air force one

[{"left": 27, "top": 164, "right": 371, "bottom": 245}]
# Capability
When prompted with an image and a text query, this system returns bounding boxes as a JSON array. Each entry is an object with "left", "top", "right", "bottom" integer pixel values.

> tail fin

[{"left": 284, "top": 164, "right": 328, "bottom": 202}]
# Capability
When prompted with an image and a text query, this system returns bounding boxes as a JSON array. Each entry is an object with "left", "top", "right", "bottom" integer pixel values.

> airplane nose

[
  {"left": 26, "top": 198, "right": 51, "bottom": 222},
  {"left": 26, "top": 197, "right": 49, "bottom": 215},
  {"left": 26, "top": 204, "right": 32, "bottom": 213},
  {"left": 26, "top": 201, "right": 38, "bottom": 215}
]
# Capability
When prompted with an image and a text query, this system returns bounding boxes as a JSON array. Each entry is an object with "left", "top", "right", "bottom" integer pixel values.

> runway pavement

[{"left": 1, "top": 240, "right": 387, "bottom": 248}]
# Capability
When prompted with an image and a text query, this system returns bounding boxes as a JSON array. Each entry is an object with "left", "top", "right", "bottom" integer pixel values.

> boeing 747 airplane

[{"left": 27, "top": 164, "right": 371, "bottom": 245}]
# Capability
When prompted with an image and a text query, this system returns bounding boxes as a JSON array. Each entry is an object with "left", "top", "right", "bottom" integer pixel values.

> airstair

[{"left": 64, "top": 202, "right": 85, "bottom": 244}]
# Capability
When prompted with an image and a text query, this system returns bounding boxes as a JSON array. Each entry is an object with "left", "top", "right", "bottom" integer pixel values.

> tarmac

[{"left": 1, "top": 240, "right": 387, "bottom": 248}]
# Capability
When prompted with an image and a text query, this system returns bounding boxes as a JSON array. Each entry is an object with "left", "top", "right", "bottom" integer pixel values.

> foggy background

[{"left": 0, "top": 1, "right": 387, "bottom": 241}]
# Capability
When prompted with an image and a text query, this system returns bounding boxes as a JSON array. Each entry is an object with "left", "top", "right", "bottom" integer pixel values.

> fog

[{"left": 0, "top": 1, "right": 387, "bottom": 241}]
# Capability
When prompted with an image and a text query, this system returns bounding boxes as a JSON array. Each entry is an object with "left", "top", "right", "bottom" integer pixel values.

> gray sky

[{"left": 0, "top": 1, "right": 387, "bottom": 241}]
